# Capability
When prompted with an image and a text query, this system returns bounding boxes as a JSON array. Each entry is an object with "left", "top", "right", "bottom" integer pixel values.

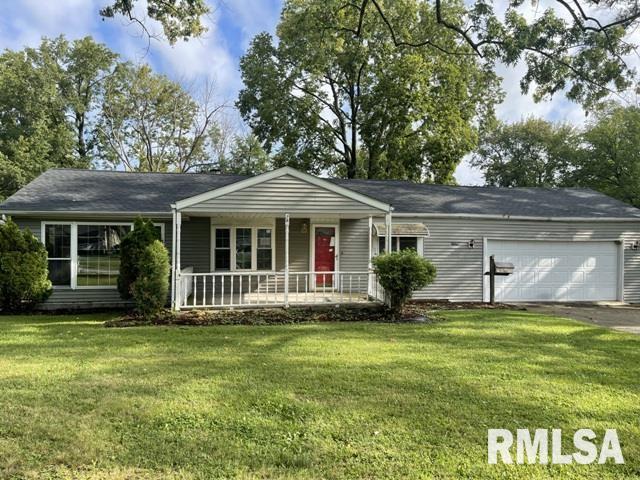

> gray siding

[
  {"left": 178, "top": 216, "right": 210, "bottom": 272},
  {"left": 182, "top": 174, "right": 382, "bottom": 215},
  {"left": 388, "top": 217, "right": 640, "bottom": 303},
  {"left": 340, "top": 218, "right": 370, "bottom": 272},
  {"left": 12, "top": 216, "right": 171, "bottom": 308},
  {"left": 275, "top": 218, "right": 309, "bottom": 272}
]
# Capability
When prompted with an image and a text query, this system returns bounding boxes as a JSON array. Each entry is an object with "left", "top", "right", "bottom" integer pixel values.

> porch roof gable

[{"left": 173, "top": 167, "right": 391, "bottom": 214}]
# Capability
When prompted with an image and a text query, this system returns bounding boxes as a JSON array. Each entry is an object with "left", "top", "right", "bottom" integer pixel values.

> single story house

[{"left": 1, "top": 166, "right": 639, "bottom": 310}]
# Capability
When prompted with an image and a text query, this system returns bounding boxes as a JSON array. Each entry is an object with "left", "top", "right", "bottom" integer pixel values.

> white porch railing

[{"left": 177, "top": 271, "right": 385, "bottom": 309}]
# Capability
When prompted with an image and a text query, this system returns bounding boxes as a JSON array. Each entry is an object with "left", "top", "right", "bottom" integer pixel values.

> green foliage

[
  {"left": 373, "top": 249, "right": 436, "bottom": 317},
  {"left": 117, "top": 217, "right": 160, "bottom": 300},
  {"left": 0, "top": 218, "right": 51, "bottom": 311},
  {"left": 471, "top": 117, "right": 580, "bottom": 187},
  {"left": 100, "top": 0, "right": 210, "bottom": 44},
  {"left": 570, "top": 104, "right": 640, "bottom": 208},
  {"left": 97, "top": 63, "right": 218, "bottom": 172},
  {"left": 7, "top": 311, "right": 634, "bottom": 478},
  {"left": 238, "top": 0, "right": 501, "bottom": 182},
  {"left": 218, "top": 133, "right": 271, "bottom": 175},
  {"left": 471, "top": 105, "right": 640, "bottom": 208},
  {"left": 0, "top": 36, "right": 116, "bottom": 199},
  {"left": 130, "top": 240, "right": 170, "bottom": 318}
]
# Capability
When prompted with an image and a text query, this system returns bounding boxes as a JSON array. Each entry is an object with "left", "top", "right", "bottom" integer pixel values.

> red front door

[{"left": 314, "top": 227, "right": 336, "bottom": 287}]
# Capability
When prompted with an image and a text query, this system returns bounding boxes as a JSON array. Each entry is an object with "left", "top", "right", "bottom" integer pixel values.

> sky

[{"left": 0, "top": 0, "right": 590, "bottom": 185}]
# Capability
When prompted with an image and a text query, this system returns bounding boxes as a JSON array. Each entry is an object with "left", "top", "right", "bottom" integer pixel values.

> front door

[{"left": 313, "top": 226, "right": 336, "bottom": 287}]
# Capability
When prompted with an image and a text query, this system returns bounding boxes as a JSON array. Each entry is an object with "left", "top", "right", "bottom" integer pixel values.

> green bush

[
  {"left": 0, "top": 218, "right": 52, "bottom": 311},
  {"left": 131, "top": 240, "right": 170, "bottom": 318},
  {"left": 117, "top": 217, "right": 160, "bottom": 300},
  {"left": 373, "top": 249, "right": 436, "bottom": 319}
]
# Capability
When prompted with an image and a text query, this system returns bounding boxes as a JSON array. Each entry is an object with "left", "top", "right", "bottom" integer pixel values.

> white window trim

[
  {"left": 211, "top": 224, "right": 276, "bottom": 272},
  {"left": 374, "top": 235, "right": 424, "bottom": 256},
  {"left": 41, "top": 221, "right": 166, "bottom": 290}
]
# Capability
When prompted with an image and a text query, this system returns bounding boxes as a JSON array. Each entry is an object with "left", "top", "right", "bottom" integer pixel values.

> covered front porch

[{"left": 169, "top": 168, "right": 393, "bottom": 310}]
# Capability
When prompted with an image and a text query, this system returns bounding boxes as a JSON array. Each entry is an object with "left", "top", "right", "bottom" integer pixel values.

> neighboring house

[{"left": 1, "top": 166, "right": 640, "bottom": 310}]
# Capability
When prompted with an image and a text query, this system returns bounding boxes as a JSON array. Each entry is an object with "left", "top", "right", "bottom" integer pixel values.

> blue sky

[{"left": 0, "top": 0, "right": 588, "bottom": 184}]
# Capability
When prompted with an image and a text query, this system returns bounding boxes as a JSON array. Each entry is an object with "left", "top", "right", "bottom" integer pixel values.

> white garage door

[{"left": 486, "top": 240, "right": 619, "bottom": 302}]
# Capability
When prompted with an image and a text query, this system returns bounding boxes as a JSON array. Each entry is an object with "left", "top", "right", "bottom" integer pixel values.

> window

[
  {"left": 42, "top": 221, "right": 163, "bottom": 289},
  {"left": 214, "top": 228, "right": 231, "bottom": 270},
  {"left": 44, "top": 224, "right": 71, "bottom": 286},
  {"left": 77, "top": 225, "right": 131, "bottom": 286},
  {"left": 212, "top": 225, "right": 274, "bottom": 271},
  {"left": 235, "top": 228, "right": 252, "bottom": 269},
  {"left": 257, "top": 228, "right": 272, "bottom": 270},
  {"left": 379, "top": 236, "right": 420, "bottom": 254}
]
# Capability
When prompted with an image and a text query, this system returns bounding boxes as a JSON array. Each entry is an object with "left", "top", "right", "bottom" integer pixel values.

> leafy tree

[
  {"left": 58, "top": 37, "right": 119, "bottom": 161},
  {"left": 131, "top": 240, "right": 170, "bottom": 318},
  {"left": 117, "top": 217, "right": 161, "bottom": 300},
  {"left": 0, "top": 218, "right": 51, "bottom": 311},
  {"left": 99, "top": 0, "right": 210, "bottom": 44},
  {"left": 570, "top": 104, "right": 640, "bottom": 207},
  {"left": 471, "top": 118, "right": 580, "bottom": 187},
  {"left": 98, "top": 1, "right": 640, "bottom": 104},
  {"left": 0, "top": 36, "right": 118, "bottom": 199},
  {"left": 238, "top": 0, "right": 501, "bottom": 182},
  {"left": 218, "top": 133, "right": 270, "bottom": 175},
  {"left": 373, "top": 249, "right": 437, "bottom": 320},
  {"left": 97, "top": 64, "right": 223, "bottom": 172},
  {"left": 338, "top": 1, "right": 640, "bottom": 110}
]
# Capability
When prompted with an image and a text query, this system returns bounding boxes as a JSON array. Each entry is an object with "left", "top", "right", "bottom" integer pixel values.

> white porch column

[
  {"left": 170, "top": 208, "right": 177, "bottom": 309},
  {"left": 174, "top": 211, "right": 182, "bottom": 311},
  {"left": 385, "top": 210, "right": 393, "bottom": 253},
  {"left": 284, "top": 213, "right": 290, "bottom": 307},
  {"left": 368, "top": 215, "right": 373, "bottom": 296}
]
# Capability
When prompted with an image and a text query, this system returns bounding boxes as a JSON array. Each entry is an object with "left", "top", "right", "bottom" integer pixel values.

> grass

[{"left": 0, "top": 311, "right": 639, "bottom": 479}]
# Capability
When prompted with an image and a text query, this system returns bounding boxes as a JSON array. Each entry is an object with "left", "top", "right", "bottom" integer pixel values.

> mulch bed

[
  {"left": 104, "top": 304, "right": 449, "bottom": 328},
  {"left": 104, "top": 301, "right": 521, "bottom": 328}
]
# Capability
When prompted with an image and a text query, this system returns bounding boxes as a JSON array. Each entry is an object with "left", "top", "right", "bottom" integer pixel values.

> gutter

[
  {"left": 0, "top": 210, "right": 173, "bottom": 218},
  {"left": 391, "top": 212, "right": 640, "bottom": 222}
]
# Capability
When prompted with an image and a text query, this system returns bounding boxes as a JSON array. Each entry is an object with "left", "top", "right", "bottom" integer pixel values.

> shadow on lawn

[{"left": 1, "top": 311, "right": 640, "bottom": 477}]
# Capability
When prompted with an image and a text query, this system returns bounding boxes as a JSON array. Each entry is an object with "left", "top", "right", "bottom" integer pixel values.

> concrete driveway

[{"left": 522, "top": 303, "right": 640, "bottom": 334}]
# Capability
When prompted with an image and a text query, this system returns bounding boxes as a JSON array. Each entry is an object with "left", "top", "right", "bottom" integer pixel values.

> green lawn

[{"left": 1, "top": 311, "right": 639, "bottom": 479}]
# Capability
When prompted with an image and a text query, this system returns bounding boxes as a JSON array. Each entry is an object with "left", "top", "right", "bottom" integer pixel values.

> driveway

[{"left": 522, "top": 303, "right": 640, "bottom": 334}]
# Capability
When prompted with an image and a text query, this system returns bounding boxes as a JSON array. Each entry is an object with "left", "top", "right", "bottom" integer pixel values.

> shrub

[
  {"left": 0, "top": 218, "right": 52, "bottom": 311},
  {"left": 117, "top": 217, "right": 160, "bottom": 300},
  {"left": 130, "top": 240, "right": 170, "bottom": 318},
  {"left": 373, "top": 249, "right": 437, "bottom": 319}
]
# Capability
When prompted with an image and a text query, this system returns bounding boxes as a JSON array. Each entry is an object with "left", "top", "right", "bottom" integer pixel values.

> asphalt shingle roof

[{"left": 1, "top": 168, "right": 639, "bottom": 220}]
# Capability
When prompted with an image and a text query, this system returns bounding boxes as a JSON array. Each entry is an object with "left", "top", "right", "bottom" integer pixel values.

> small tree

[
  {"left": 373, "top": 249, "right": 437, "bottom": 319},
  {"left": 0, "top": 218, "right": 52, "bottom": 311},
  {"left": 117, "top": 217, "right": 160, "bottom": 300},
  {"left": 130, "top": 240, "right": 170, "bottom": 318}
]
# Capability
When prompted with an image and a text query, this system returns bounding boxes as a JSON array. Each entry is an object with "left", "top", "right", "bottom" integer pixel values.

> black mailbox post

[{"left": 484, "top": 255, "right": 515, "bottom": 305}]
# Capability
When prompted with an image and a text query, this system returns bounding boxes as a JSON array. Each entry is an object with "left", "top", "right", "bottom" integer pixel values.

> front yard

[{"left": 1, "top": 310, "right": 639, "bottom": 479}]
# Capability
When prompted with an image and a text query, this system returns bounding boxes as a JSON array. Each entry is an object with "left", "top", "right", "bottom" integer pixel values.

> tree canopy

[
  {"left": 0, "top": 36, "right": 113, "bottom": 199},
  {"left": 0, "top": 36, "right": 231, "bottom": 199},
  {"left": 471, "top": 118, "right": 580, "bottom": 187},
  {"left": 97, "top": 64, "right": 223, "bottom": 172},
  {"left": 471, "top": 105, "right": 640, "bottom": 208},
  {"left": 99, "top": 1, "right": 640, "bottom": 109},
  {"left": 238, "top": 0, "right": 502, "bottom": 182},
  {"left": 99, "top": 0, "right": 210, "bottom": 44}
]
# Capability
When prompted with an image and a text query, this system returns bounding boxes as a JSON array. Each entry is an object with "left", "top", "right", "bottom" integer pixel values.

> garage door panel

[{"left": 488, "top": 240, "right": 618, "bottom": 302}]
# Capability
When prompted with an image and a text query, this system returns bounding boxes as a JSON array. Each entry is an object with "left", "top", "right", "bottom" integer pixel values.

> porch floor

[{"left": 181, "top": 291, "right": 375, "bottom": 309}]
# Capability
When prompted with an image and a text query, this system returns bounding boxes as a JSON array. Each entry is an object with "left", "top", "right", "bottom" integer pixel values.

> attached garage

[{"left": 486, "top": 240, "right": 622, "bottom": 302}]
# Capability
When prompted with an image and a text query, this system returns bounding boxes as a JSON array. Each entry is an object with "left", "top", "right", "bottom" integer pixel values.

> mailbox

[
  {"left": 493, "top": 261, "right": 514, "bottom": 276},
  {"left": 484, "top": 256, "right": 515, "bottom": 304}
]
